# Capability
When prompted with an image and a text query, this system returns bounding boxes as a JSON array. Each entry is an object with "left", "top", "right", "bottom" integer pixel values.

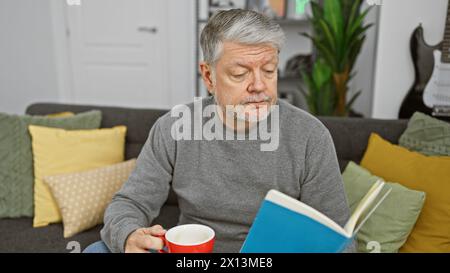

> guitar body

[
  {"left": 423, "top": 50, "right": 450, "bottom": 107},
  {"left": 399, "top": 25, "right": 442, "bottom": 119}
]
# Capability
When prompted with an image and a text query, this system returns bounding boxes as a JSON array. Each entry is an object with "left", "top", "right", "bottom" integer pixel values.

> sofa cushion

[
  {"left": 44, "top": 112, "right": 75, "bottom": 118},
  {"left": 0, "top": 110, "right": 102, "bottom": 218},
  {"left": 45, "top": 160, "right": 137, "bottom": 238},
  {"left": 399, "top": 112, "right": 450, "bottom": 156},
  {"left": 0, "top": 204, "right": 180, "bottom": 253},
  {"left": 361, "top": 133, "right": 450, "bottom": 253},
  {"left": 29, "top": 125, "right": 127, "bottom": 228},
  {"left": 0, "top": 218, "right": 102, "bottom": 253},
  {"left": 342, "top": 161, "right": 425, "bottom": 253}
]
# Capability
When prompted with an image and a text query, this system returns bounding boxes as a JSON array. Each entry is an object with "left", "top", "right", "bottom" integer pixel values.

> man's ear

[{"left": 199, "top": 62, "right": 215, "bottom": 95}]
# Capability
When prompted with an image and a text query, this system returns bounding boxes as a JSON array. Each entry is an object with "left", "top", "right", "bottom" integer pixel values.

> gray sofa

[{"left": 0, "top": 103, "right": 408, "bottom": 253}]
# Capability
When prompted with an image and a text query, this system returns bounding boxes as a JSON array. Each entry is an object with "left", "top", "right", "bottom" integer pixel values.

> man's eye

[
  {"left": 232, "top": 73, "right": 247, "bottom": 78},
  {"left": 265, "top": 70, "right": 275, "bottom": 74}
]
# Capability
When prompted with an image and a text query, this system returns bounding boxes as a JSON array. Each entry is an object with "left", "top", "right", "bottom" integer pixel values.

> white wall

[
  {"left": 0, "top": 0, "right": 60, "bottom": 115},
  {"left": 372, "top": 0, "right": 448, "bottom": 119},
  {"left": 0, "top": 0, "right": 195, "bottom": 115},
  {"left": 349, "top": 3, "right": 380, "bottom": 118},
  {"left": 167, "top": 0, "right": 196, "bottom": 106}
]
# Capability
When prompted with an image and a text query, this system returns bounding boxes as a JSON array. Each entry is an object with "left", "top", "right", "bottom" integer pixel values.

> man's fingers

[
  {"left": 151, "top": 224, "right": 164, "bottom": 230},
  {"left": 136, "top": 234, "right": 165, "bottom": 251},
  {"left": 143, "top": 225, "right": 166, "bottom": 236},
  {"left": 131, "top": 226, "right": 166, "bottom": 251},
  {"left": 150, "top": 225, "right": 166, "bottom": 235}
]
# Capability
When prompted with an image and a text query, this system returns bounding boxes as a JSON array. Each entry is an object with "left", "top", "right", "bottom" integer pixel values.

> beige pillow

[
  {"left": 29, "top": 125, "right": 127, "bottom": 228},
  {"left": 44, "top": 159, "right": 137, "bottom": 238}
]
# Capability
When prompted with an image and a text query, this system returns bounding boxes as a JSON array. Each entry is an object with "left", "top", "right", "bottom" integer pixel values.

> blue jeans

[
  {"left": 83, "top": 241, "right": 159, "bottom": 253},
  {"left": 83, "top": 241, "right": 111, "bottom": 253}
]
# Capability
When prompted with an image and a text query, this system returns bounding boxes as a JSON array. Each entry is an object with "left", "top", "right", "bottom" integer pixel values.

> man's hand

[{"left": 125, "top": 225, "right": 166, "bottom": 253}]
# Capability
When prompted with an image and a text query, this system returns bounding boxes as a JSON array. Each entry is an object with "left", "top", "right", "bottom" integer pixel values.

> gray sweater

[{"left": 101, "top": 97, "right": 355, "bottom": 253}]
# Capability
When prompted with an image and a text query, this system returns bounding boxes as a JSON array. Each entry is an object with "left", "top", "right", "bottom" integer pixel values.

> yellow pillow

[
  {"left": 29, "top": 125, "right": 127, "bottom": 228},
  {"left": 44, "top": 159, "right": 136, "bottom": 238},
  {"left": 46, "top": 112, "right": 75, "bottom": 118},
  {"left": 361, "top": 133, "right": 450, "bottom": 252}
]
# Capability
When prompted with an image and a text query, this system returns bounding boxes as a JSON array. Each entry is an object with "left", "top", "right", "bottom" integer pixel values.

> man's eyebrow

[
  {"left": 228, "top": 62, "right": 249, "bottom": 68},
  {"left": 228, "top": 58, "right": 278, "bottom": 68}
]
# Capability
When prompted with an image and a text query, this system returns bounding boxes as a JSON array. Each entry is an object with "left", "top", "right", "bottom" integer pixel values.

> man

[{"left": 84, "top": 9, "right": 355, "bottom": 253}]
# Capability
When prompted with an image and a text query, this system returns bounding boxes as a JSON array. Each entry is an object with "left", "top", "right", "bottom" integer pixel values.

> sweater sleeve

[
  {"left": 300, "top": 126, "right": 357, "bottom": 253},
  {"left": 100, "top": 117, "right": 175, "bottom": 253}
]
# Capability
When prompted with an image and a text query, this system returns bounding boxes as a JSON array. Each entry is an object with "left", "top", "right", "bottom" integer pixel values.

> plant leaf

[
  {"left": 346, "top": 0, "right": 361, "bottom": 34},
  {"left": 318, "top": 19, "right": 337, "bottom": 52},
  {"left": 348, "top": 8, "right": 371, "bottom": 38},
  {"left": 346, "top": 90, "right": 362, "bottom": 110},
  {"left": 349, "top": 35, "right": 366, "bottom": 69},
  {"left": 313, "top": 60, "right": 332, "bottom": 89},
  {"left": 347, "top": 23, "right": 373, "bottom": 45},
  {"left": 324, "top": 0, "right": 343, "bottom": 36}
]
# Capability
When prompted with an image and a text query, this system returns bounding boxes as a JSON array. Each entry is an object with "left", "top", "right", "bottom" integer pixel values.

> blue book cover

[{"left": 240, "top": 181, "right": 390, "bottom": 253}]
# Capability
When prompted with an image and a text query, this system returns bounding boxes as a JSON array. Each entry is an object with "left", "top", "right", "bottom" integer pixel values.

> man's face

[{"left": 201, "top": 41, "right": 279, "bottom": 122}]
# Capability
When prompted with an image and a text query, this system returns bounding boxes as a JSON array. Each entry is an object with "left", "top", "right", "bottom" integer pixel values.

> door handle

[{"left": 137, "top": 26, "right": 158, "bottom": 34}]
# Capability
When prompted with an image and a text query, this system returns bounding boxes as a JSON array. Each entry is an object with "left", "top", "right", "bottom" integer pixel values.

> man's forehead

[
  {"left": 221, "top": 42, "right": 278, "bottom": 66},
  {"left": 227, "top": 56, "right": 278, "bottom": 67}
]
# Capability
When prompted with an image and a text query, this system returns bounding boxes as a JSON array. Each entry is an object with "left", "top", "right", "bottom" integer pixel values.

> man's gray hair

[{"left": 200, "top": 9, "right": 286, "bottom": 66}]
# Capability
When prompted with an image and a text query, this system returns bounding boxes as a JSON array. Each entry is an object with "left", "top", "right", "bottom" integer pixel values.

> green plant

[
  {"left": 301, "top": 0, "right": 372, "bottom": 116},
  {"left": 301, "top": 59, "right": 335, "bottom": 116}
]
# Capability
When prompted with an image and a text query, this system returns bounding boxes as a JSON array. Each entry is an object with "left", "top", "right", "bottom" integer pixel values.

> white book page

[
  {"left": 343, "top": 180, "right": 385, "bottom": 234},
  {"left": 353, "top": 186, "right": 392, "bottom": 235},
  {"left": 265, "top": 190, "right": 350, "bottom": 238}
]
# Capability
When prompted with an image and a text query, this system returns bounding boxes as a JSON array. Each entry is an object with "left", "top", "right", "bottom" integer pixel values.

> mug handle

[{"left": 155, "top": 234, "right": 168, "bottom": 253}]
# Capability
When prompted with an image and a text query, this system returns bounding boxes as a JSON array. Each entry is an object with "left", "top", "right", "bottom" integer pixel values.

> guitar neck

[{"left": 442, "top": 0, "right": 450, "bottom": 63}]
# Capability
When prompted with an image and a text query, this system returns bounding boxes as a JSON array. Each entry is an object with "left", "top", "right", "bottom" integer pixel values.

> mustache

[{"left": 241, "top": 94, "right": 272, "bottom": 105}]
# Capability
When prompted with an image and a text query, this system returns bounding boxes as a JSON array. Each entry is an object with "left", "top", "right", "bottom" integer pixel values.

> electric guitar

[{"left": 399, "top": 1, "right": 450, "bottom": 121}]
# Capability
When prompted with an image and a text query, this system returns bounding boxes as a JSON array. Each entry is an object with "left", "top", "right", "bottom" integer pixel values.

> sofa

[{"left": 0, "top": 102, "right": 409, "bottom": 253}]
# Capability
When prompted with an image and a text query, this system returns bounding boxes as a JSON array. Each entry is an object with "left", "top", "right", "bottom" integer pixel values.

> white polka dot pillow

[{"left": 44, "top": 159, "right": 136, "bottom": 238}]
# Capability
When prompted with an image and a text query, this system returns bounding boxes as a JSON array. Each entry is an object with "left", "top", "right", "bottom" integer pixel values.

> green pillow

[
  {"left": 399, "top": 112, "right": 450, "bottom": 156},
  {"left": 0, "top": 111, "right": 102, "bottom": 218},
  {"left": 342, "top": 161, "right": 425, "bottom": 253}
]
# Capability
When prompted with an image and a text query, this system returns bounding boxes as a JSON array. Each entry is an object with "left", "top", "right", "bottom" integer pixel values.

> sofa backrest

[
  {"left": 319, "top": 117, "right": 408, "bottom": 170},
  {"left": 26, "top": 103, "right": 409, "bottom": 204}
]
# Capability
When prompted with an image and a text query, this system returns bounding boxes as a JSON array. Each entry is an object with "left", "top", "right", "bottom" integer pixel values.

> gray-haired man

[{"left": 84, "top": 9, "right": 355, "bottom": 253}]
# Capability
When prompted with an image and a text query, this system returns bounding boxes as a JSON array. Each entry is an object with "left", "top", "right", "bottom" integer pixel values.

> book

[{"left": 240, "top": 180, "right": 391, "bottom": 253}]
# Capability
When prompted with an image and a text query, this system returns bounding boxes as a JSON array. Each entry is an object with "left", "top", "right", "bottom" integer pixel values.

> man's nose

[{"left": 248, "top": 71, "right": 266, "bottom": 93}]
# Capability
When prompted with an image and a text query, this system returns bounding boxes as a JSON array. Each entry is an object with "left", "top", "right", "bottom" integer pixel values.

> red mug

[{"left": 156, "top": 224, "right": 215, "bottom": 253}]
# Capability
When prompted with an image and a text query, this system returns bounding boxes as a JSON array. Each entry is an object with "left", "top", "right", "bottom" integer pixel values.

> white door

[{"left": 66, "top": 0, "right": 170, "bottom": 109}]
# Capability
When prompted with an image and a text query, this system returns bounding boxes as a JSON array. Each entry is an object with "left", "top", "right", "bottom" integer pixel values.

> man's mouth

[
  {"left": 245, "top": 101, "right": 269, "bottom": 108},
  {"left": 243, "top": 94, "right": 271, "bottom": 106}
]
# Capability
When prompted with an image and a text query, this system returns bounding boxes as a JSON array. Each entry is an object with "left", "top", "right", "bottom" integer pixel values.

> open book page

[
  {"left": 266, "top": 181, "right": 390, "bottom": 240},
  {"left": 266, "top": 190, "right": 348, "bottom": 237},
  {"left": 352, "top": 185, "right": 393, "bottom": 235},
  {"left": 343, "top": 180, "right": 386, "bottom": 235}
]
